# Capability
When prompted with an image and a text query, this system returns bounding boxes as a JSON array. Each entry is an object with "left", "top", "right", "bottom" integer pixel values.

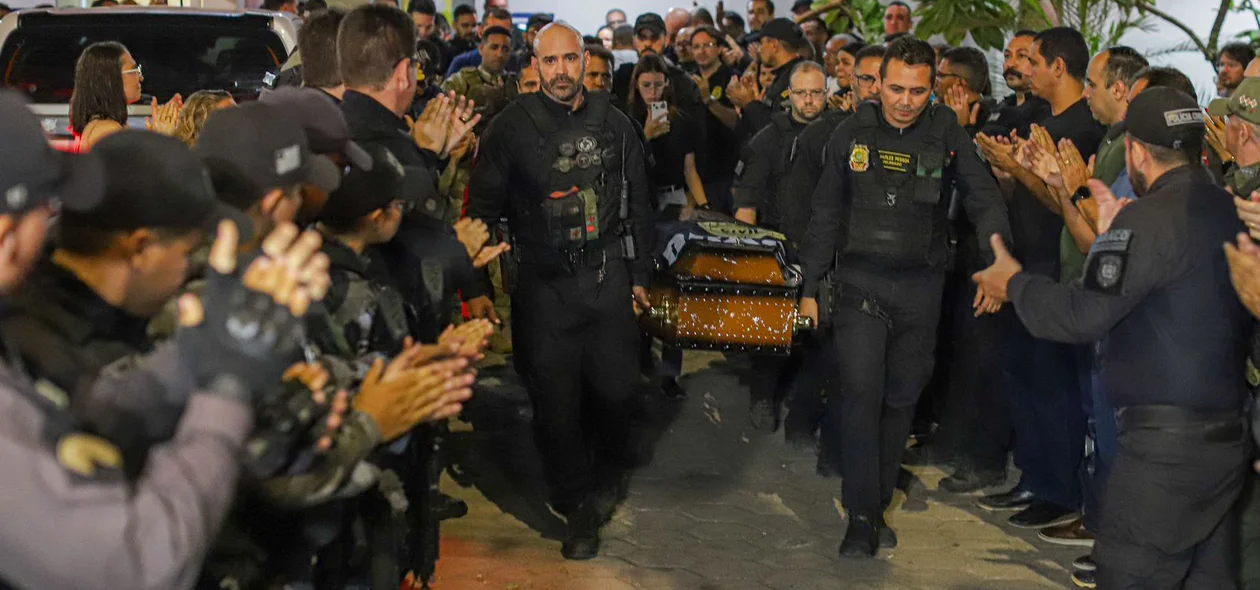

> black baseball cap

[
  {"left": 194, "top": 102, "right": 341, "bottom": 211},
  {"left": 635, "top": 13, "right": 666, "bottom": 36},
  {"left": 526, "top": 12, "right": 552, "bottom": 30},
  {"left": 1124, "top": 87, "right": 1206, "bottom": 152},
  {"left": 67, "top": 130, "right": 248, "bottom": 234},
  {"left": 318, "top": 144, "right": 417, "bottom": 225},
  {"left": 760, "top": 18, "right": 805, "bottom": 46},
  {"left": 258, "top": 86, "right": 373, "bottom": 171},
  {"left": 792, "top": 0, "right": 812, "bottom": 11},
  {"left": 0, "top": 91, "right": 104, "bottom": 215}
]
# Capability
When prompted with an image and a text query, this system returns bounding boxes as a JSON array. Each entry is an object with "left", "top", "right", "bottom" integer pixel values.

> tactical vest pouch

[
  {"left": 545, "top": 187, "right": 588, "bottom": 249},
  {"left": 913, "top": 151, "right": 946, "bottom": 205},
  {"left": 579, "top": 186, "right": 601, "bottom": 241}
]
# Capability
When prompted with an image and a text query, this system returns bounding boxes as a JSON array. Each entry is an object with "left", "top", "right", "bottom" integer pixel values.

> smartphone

[{"left": 649, "top": 101, "right": 668, "bottom": 122}]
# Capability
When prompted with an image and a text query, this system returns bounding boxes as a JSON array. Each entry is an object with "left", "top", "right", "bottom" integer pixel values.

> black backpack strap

[
  {"left": 519, "top": 94, "right": 561, "bottom": 136},
  {"left": 772, "top": 111, "right": 794, "bottom": 134},
  {"left": 584, "top": 90, "right": 611, "bottom": 132}
]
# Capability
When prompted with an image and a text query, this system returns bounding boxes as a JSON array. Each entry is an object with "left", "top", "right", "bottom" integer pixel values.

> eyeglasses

[
  {"left": 790, "top": 88, "right": 826, "bottom": 99},
  {"left": 855, "top": 74, "right": 877, "bottom": 86},
  {"left": 121, "top": 64, "right": 143, "bottom": 78},
  {"left": 638, "top": 80, "right": 668, "bottom": 90},
  {"left": 637, "top": 32, "right": 662, "bottom": 42},
  {"left": 691, "top": 42, "right": 719, "bottom": 50}
]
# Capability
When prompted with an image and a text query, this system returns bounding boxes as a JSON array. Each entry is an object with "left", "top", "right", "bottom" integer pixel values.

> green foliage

[
  {"left": 914, "top": 0, "right": 1018, "bottom": 50},
  {"left": 818, "top": 0, "right": 885, "bottom": 41}
]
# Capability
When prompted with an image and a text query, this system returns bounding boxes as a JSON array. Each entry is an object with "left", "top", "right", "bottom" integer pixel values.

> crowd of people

[{"left": 3, "top": 0, "right": 1260, "bottom": 589}]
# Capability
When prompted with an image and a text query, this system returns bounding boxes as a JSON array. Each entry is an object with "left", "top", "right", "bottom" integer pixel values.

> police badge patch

[
  {"left": 1084, "top": 228, "right": 1132, "bottom": 295},
  {"left": 850, "top": 144, "right": 871, "bottom": 172}
]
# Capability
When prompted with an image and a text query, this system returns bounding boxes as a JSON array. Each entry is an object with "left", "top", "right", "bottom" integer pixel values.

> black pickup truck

[{"left": 0, "top": 7, "right": 298, "bottom": 149}]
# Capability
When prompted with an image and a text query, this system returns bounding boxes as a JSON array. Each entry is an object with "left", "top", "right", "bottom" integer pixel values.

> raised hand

[
  {"left": 1089, "top": 178, "right": 1130, "bottom": 235},
  {"left": 453, "top": 218, "right": 490, "bottom": 259},
  {"left": 406, "top": 93, "right": 452, "bottom": 154},
  {"left": 943, "top": 85, "right": 975, "bottom": 128},
  {"left": 1205, "top": 114, "right": 1233, "bottom": 163},
  {"left": 1234, "top": 190, "right": 1260, "bottom": 241},
  {"left": 727, "top": 75, "right": 756, "bottom": 109},
  {"left": 1058, "top": 138, "right": 1091, "bottom": 195},
  {"left": 146, "top": 94, "right": 183, "bottom": 135},
  {"left": 976, "top": 132, "right": 1020, "bottom": 174},
  {"left": 443, "top": 92, "right": 481, "bottom": 159}
]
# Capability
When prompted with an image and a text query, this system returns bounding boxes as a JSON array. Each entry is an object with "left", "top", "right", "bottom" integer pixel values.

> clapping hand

[
  {"left": 146, "top": 94, "right": 183, "bottom": 135},
  {"left": 1206, "top": 114, "right": 1233, "bottom": 164},
  {"left": 406, "top": 93, "right": 453, "bottom": 154},
  {"left": 943, "top": 85, "right": 979, "bottom": 128},
  {"left": 1225, "top": 232, "right": 1260, "bottom": 320},
  {"left": 1234, "top": 189, "right": 1260, "bottom": 241},
  {"left": 281, "top": 362, "right": 350, "bottom": 452},
  {"left": 443, "top": 93, "right": 481, "bottom": 159},
  {"left": 976, "top": 131, "right": 1021, "bottom": 174}
]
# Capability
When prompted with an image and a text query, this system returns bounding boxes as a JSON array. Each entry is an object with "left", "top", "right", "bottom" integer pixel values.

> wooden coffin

[{"left": 640, "top": 220, "right": 814, "bottom": 355}]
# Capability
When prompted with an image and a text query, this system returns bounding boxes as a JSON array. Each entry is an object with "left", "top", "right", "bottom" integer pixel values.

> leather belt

[
  {"left": 515, "top": 240, "right": 623, "bottom": 269},
  {"left": 1115, "top": 404, "right": 1248, "bottom": 442}
]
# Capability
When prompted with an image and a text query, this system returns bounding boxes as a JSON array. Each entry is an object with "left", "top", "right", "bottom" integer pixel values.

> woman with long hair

[
  {"left": 629, "top": 54, "right": 710, "bottom": 218},
  {"left": 70, "top": 42, "right": 182, "bottom": 151},
  {"left": 69, "top": 42, "right": 138, "bottom": 151},
  {"left": 173, "top": 90, "right": 235, "bottom": 147}
]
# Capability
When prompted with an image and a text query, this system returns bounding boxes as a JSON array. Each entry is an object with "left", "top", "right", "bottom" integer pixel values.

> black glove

[{"left": 176, "top": 268, "right": 307, "bottom": 403}]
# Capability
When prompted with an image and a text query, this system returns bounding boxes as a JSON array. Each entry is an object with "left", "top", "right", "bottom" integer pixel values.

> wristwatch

[
  {"left": 696, "top": 202, "right": 712, "bottom": 211},
  {"left": 1070, "top": 186, "right": 1091, "bottom": 204}
]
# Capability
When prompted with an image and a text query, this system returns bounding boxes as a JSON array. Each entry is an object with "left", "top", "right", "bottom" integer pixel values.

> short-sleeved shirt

[
  {"left": 1008, "top": 98, "right": 1105, "bottom": 280},
  {"left": 698, "top": 66, "right": 739, "bottom": 182}
]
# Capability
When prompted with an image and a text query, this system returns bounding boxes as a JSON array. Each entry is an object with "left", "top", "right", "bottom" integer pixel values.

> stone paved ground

[{"left": 431, "top": 352, "right": 1079, "bottom": 589}]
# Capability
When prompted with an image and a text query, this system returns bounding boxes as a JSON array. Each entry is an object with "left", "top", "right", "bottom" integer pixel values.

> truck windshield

[{"left": 1, "top": 12, "right": 287, "bottom": 104}]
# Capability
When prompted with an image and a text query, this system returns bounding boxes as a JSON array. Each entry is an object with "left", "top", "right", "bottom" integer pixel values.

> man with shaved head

[{"left": 466, "top": 22, "right": 656, "bottom": 561}]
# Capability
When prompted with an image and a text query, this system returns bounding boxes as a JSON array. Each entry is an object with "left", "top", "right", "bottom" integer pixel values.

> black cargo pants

[
  {"left": 822, "top": 265, "right": 945, "bottom": 517},
  {"left": 511, "top": 257, "right": 643, "bottom": 508}
]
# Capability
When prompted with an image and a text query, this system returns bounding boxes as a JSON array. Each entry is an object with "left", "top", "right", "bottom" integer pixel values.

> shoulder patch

[{"left": 1083, "top": 229, "right": 1133, "bottom": 295}]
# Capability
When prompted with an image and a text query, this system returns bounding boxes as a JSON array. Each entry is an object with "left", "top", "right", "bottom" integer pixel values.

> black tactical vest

[
  {"left": 843, "top": 102, "right": 953, "bottom": 265},
  {"left": 318, "top": 266, "right": 410, "bottom": 359},
  {"left": 519, "top": 91, "right": 621, "bottom": 251}
]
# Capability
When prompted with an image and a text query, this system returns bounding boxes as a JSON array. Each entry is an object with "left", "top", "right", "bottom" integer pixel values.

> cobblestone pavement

[{"left": 433, "top": 352, "right": 1078, "bottom": 589}]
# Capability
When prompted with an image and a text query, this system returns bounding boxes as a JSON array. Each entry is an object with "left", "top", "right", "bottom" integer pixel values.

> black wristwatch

[
  {"left": 1070, "top": 186, "right": 1091, "bottom": 204},
  {"left": 696, "top": 202, "right": 711, "bottom": 211}
]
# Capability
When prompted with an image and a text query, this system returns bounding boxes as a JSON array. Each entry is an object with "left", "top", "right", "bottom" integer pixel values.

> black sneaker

[
  {"left": 878, "top": 523, "right": 898, "bottom": 549},
  {"left": 432, "top": 492, "right": 469, "bottom": 520},
  {"left": 939, "top": 468, "right": 1006, "bottom": 494},
  {"left": 838, "top": 513, "right": 880, "bottom": 558},
  {"left": 1071, "top": 569, "right": 1097, "bottom": 588},
  {"left": 661, "top": 377, "right": 687, "bottom": 400},
  {"left": 1072, "top": 555, "right": 1096, "bottom": 572},
  {"left": 976, "top": 488, "right": 1035, "bottom": 511},
  {"left": 1007, "top": 501, "right": 1079, "bottom": 530}
]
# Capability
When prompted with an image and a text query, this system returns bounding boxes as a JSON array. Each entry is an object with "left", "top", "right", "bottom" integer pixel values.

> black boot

[
  {"left": 431, "top": 492, "right": 468, "bottom": 521},
  {"left": 839, "top": 512, "right": 880, "bottom": 558},
  {"left": 561, "top": 499, "right": 602, "bottom": 560}
]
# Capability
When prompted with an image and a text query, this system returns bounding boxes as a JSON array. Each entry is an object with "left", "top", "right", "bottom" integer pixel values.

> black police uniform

[
  {"left": 776, "top": 106, "right": 851, "bottom": 457},
  {"left": 1008, "top": 165, "right": 1251, "bottom": 587},
  {"left": 799, "top": 101, "right": 1011, "bottom": 546},
  {"left": 340, "top": 90, "right": 485, "bottom": 341},
  {"left": 467, "top": 89, "right": 654, "bottom": 516},
  {"left": 731, "top": 110, "right": 832, "bottom": 432}
]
